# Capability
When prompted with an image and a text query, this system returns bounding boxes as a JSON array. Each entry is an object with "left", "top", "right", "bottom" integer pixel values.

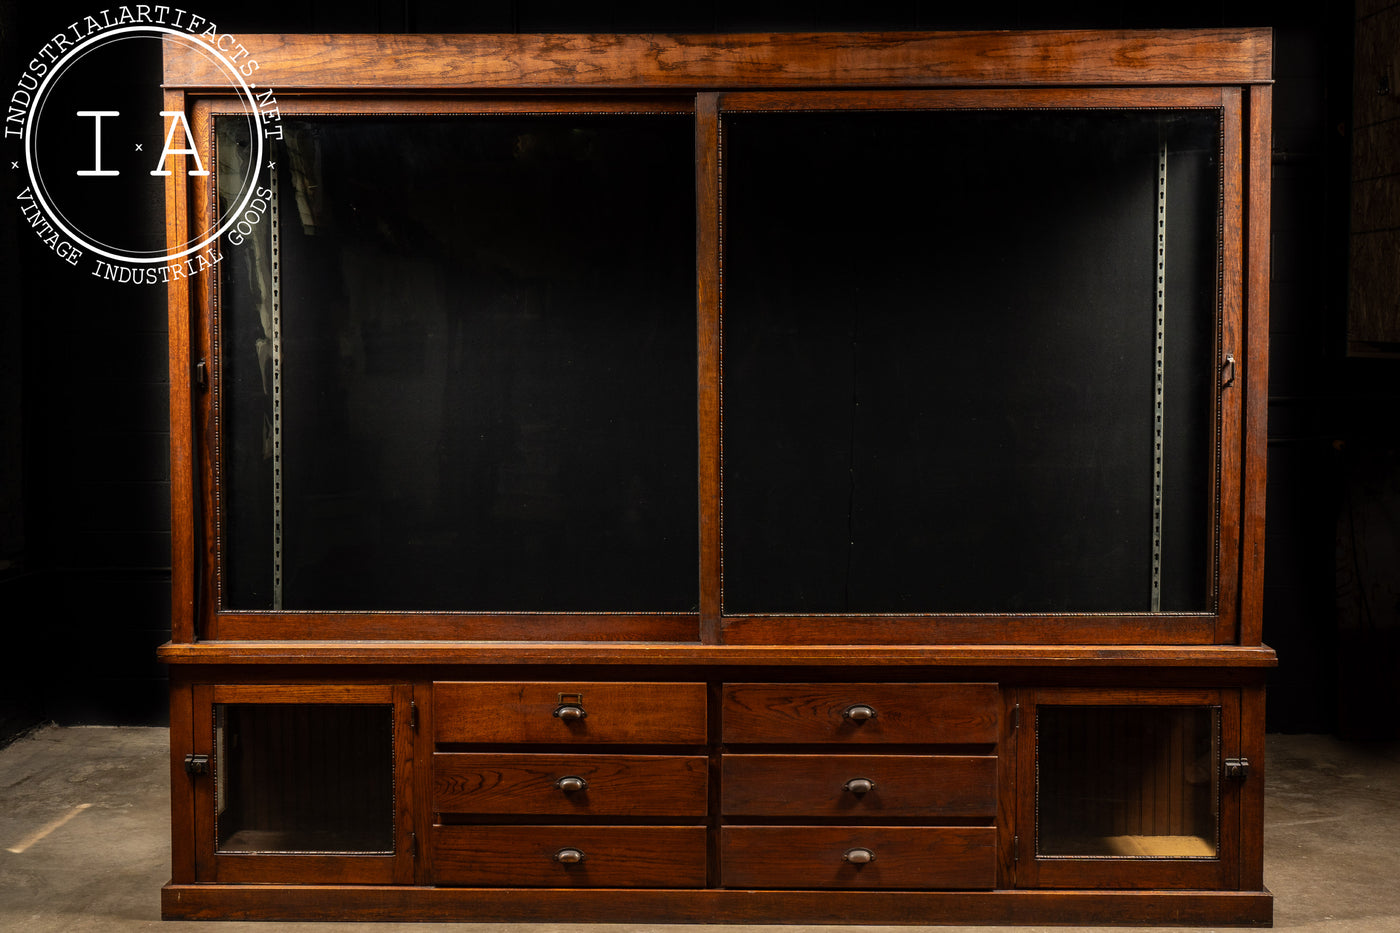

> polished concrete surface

[{"left": 0, "top": 727, "right": 1395, "bottom": 931}]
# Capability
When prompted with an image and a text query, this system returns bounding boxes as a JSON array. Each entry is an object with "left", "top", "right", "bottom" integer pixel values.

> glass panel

[
  {"left": 216, "top": 114, "right": 697, "bottom": 612},
  {"left": 214, "top": 703, "right": 394, "bottom": 853},
  {"left": 1037, "top": 705, "right": 1219, "bottom": 858},
  {"left": 722, "top": 109, "right": 1219, "bottom": 613}
]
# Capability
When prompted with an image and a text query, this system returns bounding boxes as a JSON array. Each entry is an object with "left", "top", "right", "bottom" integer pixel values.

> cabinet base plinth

[{"left": 161, "top": 884, "right": 1273, "bottom": 926}]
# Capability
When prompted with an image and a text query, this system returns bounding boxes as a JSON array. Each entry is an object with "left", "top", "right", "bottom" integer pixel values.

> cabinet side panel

[
  {"left": 1238, "top": 685, "right": 1267, "bottom": 889},
  {"left": 1240, "top": 84, "right": 1272, "bottom": 647},
  {"left": 168, "top": 678, "right": 196, "bottom": 883},
  {"left": 1216, "top": 88, "right": 1245, "bottom": 644},
  {"left": 165, "top": 86, "right": 195, "bottom": 644}
]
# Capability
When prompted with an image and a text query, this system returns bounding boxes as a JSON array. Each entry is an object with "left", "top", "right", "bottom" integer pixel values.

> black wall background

[{"left": 0, "top": 0, "right": 1391, "bottom": 739}]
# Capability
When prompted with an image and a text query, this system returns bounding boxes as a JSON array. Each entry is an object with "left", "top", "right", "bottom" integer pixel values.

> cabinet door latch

[
  {"left": 184, "top": 754, "right": 210, "bottom": 776},
  {"left": 1224, "top": 757, "right": 1250, "bottom": 781}
]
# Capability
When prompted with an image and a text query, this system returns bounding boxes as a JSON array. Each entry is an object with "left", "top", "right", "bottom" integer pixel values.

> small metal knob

[
  {"left": 843, "top": 704, "right": 877, "bottom": 722},
  {"left": 555, "top": 775, "right": 588, "bottom": 793},
  {"left": 843, "top": 847, "right": 876, "bottom": 865},
  {"left": 843, "top": 777, "right": 875, "bottom": 796},
  {"left": 553, "top": 847, "right": 586, "bottom": 864},
  {"left": 553, "top": 705, "right": 587, "bottom": 721}
]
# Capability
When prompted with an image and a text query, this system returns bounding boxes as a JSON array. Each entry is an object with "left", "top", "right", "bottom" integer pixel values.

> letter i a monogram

[
  {"left": 74, "top": 110, "right": 210, "bottom": 177},
  {"left": 76, "top": 110, "right": 120, "bottom": 176},
  {"left": 151, "top": 110, "right": 209, "bottom": 176}
]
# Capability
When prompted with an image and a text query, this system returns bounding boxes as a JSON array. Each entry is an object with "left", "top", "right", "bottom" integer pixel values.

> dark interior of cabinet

[
  {"left": 722, "top": 109, "right": 1221, "bottom": 614},
  {"left": 214, "top": 703, "right": 395, "bottom": 853},
  {"left": 216, "top": 115, "right": 698, "bottom": 613},
  {"left": 1036, "top": 705, "right": 1220, "bottom": 858},
  {"left": 213, "top": 107, "right": 1222, "bottom": 621}
]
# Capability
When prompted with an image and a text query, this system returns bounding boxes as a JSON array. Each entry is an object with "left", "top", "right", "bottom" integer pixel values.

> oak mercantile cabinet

[{"left": 160, "top": 30, "right": 1276, "bottom": 925}]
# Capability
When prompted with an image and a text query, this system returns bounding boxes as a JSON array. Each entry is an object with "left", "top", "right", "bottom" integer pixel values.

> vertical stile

[
  {"left": 166, "top": 87, "right": 196, "bottom": 642},
  {"left": 697, "top": 93, "right": 722, "bottom": 642}
]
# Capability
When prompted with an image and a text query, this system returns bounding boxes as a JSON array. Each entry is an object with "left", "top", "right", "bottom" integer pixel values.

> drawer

[
  {"left": 434, "top": 682, "right": 707, "bottom": 745},
  {"left": 722, "top": 683, "right": 999, "bottom": 744},
  {"left": 722, "top": 754, "right": 996, "bottom": 818},
  {"left": 433, "top": 753, "right": 708, "bottom": 816},
  {"left": 721, "top": 826, "right": 996, "bottom": 890},
  {"left": 432, "top": 825, "right": 708, "bottom": 887}
]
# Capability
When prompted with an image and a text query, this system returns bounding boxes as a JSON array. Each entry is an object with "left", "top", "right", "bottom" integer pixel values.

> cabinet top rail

[
  {"left": 156, "top": 641, "right": 1280, "bottom": 668},
  {"left": 163, "top": 29, "right": 1272, "bottom": 92}
]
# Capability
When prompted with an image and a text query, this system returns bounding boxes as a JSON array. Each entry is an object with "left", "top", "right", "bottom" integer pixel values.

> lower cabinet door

[
  {"left": 1017, "top": 687, "right": 1245, "bottom": 890},
  {"left": 190, "top": 684, "right": 416, "bottom": 884},
  {"left": 721, "top": 826, "right": 997, "bottom": 889},
  {"left": 432, "top": 825, "right": 708, "bottom": 887}
]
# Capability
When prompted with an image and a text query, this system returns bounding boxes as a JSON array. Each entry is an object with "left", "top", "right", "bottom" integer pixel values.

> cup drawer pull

[
  {"left": 842, "top": 704, "right": 877, "bottom": 722},
  {"left": 843, "top": 777, "right": 876, "bottom": 795},
  {"left": 553, "top": 847, "right": 586, "bottom": 864},
  {"left": 843, "top": 847, "right": 876, "bottom": 865},
  {"left": 555, "top": 775, "right": 589, "bottom": 793}
]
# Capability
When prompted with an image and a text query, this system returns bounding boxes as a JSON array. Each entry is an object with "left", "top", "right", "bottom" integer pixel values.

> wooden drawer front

[
  {"left": 722, "top": 754, "right": 996, "bottom": 819},
  {"left": 434, "top": 682, "right": 707, "bottom": 745},
  {"left": 433, "top": 753, "right": 708, "bottom": 816},
  {"left": 721, "top": 826, "right": 996, "bottom": 890},
  {"left": 433, "top": 825, "right": 708, "bottom": 887},
  {"left": 722, "top": 683, "right": 999, "bottom": 744}
]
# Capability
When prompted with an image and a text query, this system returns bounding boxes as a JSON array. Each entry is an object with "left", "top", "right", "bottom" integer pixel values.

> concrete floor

[{"left": 0, "top": 727, "right": 1395, "bottom": 932}]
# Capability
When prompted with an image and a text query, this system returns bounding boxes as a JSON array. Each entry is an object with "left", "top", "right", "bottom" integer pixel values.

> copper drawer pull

[
  {"left": 843, "top": 777, "right": 876, "bottom": 795},
  {"left": 553, "top": 847, "right": 586, "bottom": 864},
  {"left": 555, "top": 775, "right": 588, "bottom": 793},
  {"left": 843, "top": 847, "right": 876, "bottom": 865},
  {"left": 842, "top": 704, "right": 877, "bottom": 722},
  {"left": 553, "top": 705, "right": 587, "bottom": 721}
]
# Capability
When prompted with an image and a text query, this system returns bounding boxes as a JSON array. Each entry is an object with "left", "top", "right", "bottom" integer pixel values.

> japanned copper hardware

[
  {"left": 843, "top": 777, "right": 876, "bottom": 796},
  {"left": 843, "top": 847, "right": 876, "bottom": 865},
  {"left": 553, "top": 847, "right": 586, "bottom": 864},
  {"left": 555, "top": 775, "right": 589, "bottom": 793},
  {"left": 842, "top": 704, "right": 877, "bottom": 722},
  {"left": 1221, "top": 353, "right": 1236, "bottom": 389},
  {"left": 1224, "top": 758, "right": 1251, "bottom": 781},
  {"left": 183, "top": 754, "right": 210, "bottom": 776},
  {"left": 553, "top": 692, "right": 586, "bottom": 721}
]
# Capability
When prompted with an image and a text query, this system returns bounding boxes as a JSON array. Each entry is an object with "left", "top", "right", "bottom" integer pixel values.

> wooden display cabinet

[{"left": 159, "top": 29, "right": 1276, "bottom": 925}]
